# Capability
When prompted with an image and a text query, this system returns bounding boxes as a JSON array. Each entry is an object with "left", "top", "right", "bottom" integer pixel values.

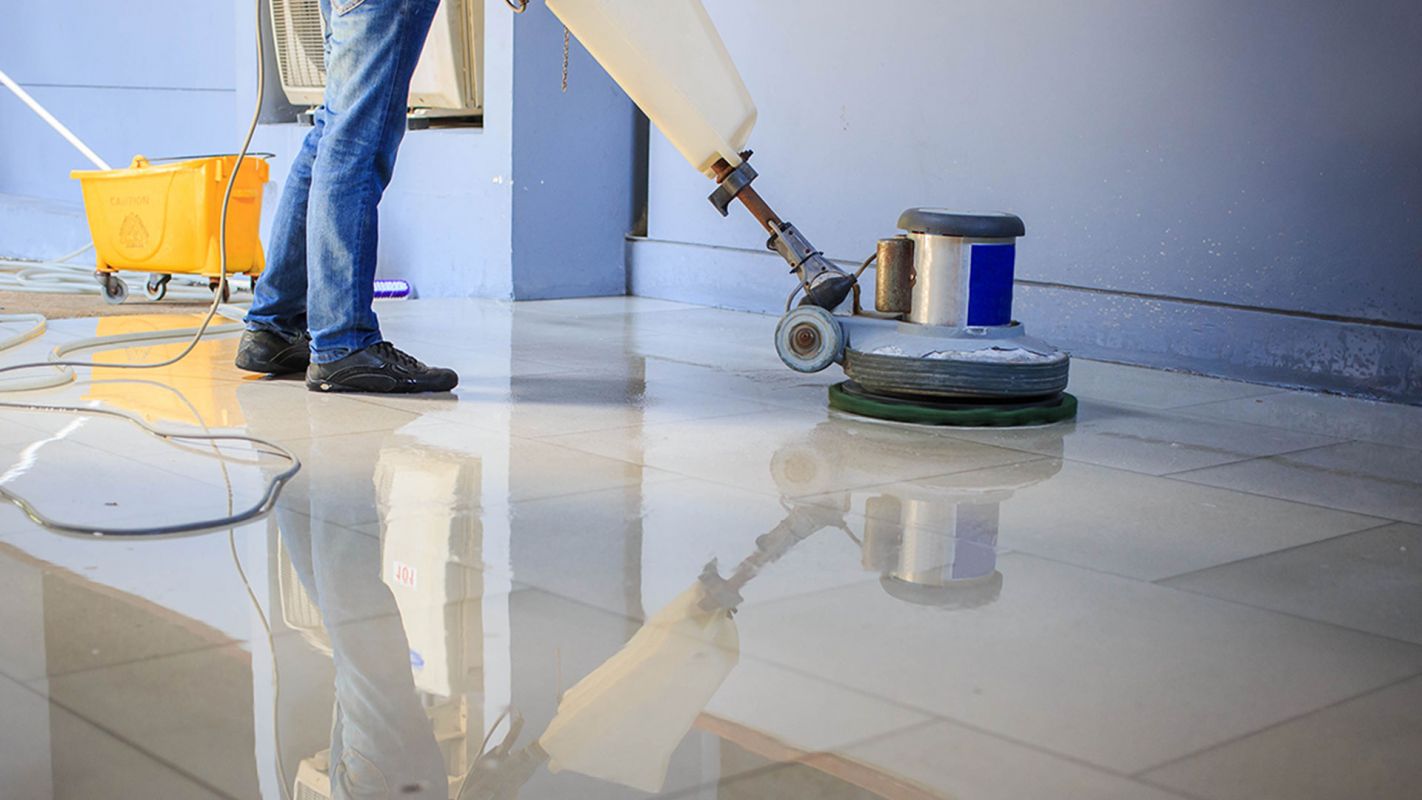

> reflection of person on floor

[
  {"left": 281, "top": 509, "right": 448, "bottom": 798},
  {"left": 275, "top": 424, "right": 447, "bottom": 799}
]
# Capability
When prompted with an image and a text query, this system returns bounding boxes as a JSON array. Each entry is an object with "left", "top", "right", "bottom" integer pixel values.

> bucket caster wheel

[
  {"left": 144, "top": 274, "right": 171, "bottom": 302},
  {"left": 775, "top": 305, "right": 845, "bottom": 373},
  {"left": 209, "top": 277, "right": 231, "bottom": 304},
  {"left": 96, "top": 272, "right": 128, "bottom": 305}
]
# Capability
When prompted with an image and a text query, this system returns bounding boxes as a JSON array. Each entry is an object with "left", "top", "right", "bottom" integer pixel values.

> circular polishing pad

[{"left": 829, "top": 381, "right": 1078, "bottom": 427}]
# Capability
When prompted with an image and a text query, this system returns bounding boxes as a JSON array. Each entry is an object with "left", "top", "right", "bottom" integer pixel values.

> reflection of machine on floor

[
  {"left": 546, "top": 1, "right": 1075, "bottom": 426},
  {"left": 460, "top": 424, "right": 1068, "bottom": 800},
  {"left": 702, "top": 421, "right": 1061, "bottom": 610},
  {"left": 279, "top": 441, "right": 486, "bottom": 800},
  {"left": 765, "top": 421, "right": 1064, "bottom": 607}
]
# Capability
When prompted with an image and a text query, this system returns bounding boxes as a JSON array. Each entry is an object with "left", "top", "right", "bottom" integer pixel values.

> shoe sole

[{"left": 306, "top": 378, "right": 457, "bottom": 394}]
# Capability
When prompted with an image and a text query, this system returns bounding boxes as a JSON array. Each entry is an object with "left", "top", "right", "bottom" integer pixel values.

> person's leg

[
  {"left": 244, "top": 0, "right": 335, "bottom": 341},
  {"left": 243, "top": 110, "right": 323, "bottom": 340},
  {"left": 305, "top": 0, "right": 440, "bottom": 363},
  {"left": 237, "top": 0, "right": 333, "bottom": 375}
]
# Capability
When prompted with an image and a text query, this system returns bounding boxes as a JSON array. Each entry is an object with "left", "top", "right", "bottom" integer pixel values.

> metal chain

[
  {"left": 562, "top": 26, "right": 571, "bottom": 93},
  {"left": 498, "top": 0, "right": 568, "bottom": 92}
]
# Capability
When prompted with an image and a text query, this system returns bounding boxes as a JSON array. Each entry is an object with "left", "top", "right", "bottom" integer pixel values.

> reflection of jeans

[
  {"left": 273, "top": 401, "right": 446, "bottom": 798},
  {"left": 246, "top": 0, "right": 440, "bottom": 363}
]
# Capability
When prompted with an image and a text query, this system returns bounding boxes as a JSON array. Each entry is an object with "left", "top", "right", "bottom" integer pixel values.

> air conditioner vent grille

[
  {"left": 273, "top": 0, "right": 327, "bottom": 89},
  {"left": 270, "top": 0, "right": 482, "bottom": 114}
]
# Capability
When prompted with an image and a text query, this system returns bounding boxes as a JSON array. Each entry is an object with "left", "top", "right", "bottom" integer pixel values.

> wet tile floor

[{"left": 0, "top": 297, "right": 1419, "bottom": 800}]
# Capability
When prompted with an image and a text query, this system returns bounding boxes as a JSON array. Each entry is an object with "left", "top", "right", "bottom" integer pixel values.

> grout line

[
  {"left": 1129, "top": 669, "right": 1422, "bottom": 779},
  {"left": 27, "top": 638, "right": 242, "bottom": 685},
  {"left": 661, "top": 763, "right": 794, "bottom": 799},
  {"left": 1151, "top": 520, "right": 1403, "bottom": 585},
  {"left": 1156, "top": 440, "right": 1350, "bottom": 479},
  {"left": 1161, "top": 388, "right": 1289, "bottom": 411},
  {"left": 1150, "top": 577, "right": 1422, "bottom": 651},
  {"left": 8, "top": 675, "right": 242, "bottom": 799},
  {"left": 1162, "top": 462, "right": 1421, "bottom": 520},
  {"left": 1172, "top": 400, "right": 1422, "bottom": 452}
]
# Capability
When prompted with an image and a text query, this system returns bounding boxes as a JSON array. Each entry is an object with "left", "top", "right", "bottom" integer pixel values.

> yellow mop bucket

[{"left": 71, "top": 154, "right": 269, "bottom": 302}]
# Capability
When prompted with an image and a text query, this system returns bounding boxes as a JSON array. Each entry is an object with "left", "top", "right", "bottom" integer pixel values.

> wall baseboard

[
  {"left": 0, "top": 193, "right": 91, "bottom": 262},
  {"left": 628, "top": 237, "right": 1420, "bottom": 405}
]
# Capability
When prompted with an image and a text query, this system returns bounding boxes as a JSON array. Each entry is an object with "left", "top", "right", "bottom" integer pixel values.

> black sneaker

[
  {"left": 306, "top": 341, "right": 459, "bottom": 394},
  {"left": 235, "top": 329, "right": 311, "bottom": 375}
]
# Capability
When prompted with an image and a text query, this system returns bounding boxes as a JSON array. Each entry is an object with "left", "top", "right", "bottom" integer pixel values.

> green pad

[{"left": 829, "top": 382, "right": 1078, "bottom": 427}]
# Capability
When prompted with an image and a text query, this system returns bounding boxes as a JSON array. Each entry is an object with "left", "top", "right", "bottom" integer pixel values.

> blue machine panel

[{"left": 967, "top": 243, "right": 1016, "bottom": 326}]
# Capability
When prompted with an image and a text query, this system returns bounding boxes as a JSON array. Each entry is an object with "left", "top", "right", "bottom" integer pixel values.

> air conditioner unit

[{"left": 269, "top": 0, "right": 484, "bottom": 120}]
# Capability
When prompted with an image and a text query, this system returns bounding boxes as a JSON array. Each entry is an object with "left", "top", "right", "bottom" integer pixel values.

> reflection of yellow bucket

[
  {"left": 71, "top": 155, "right": 268, "bottom": 279},
  {"left": 84, "top": 315, "right": 247, "bottom": 428}
]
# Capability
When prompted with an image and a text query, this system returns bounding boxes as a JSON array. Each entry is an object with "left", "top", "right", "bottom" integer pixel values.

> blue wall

[
  {"left": 0, "top": 4, "right": 238, "bottom": 203},
  {"left": 509, "top": 5, "right": 637, "bottom": 299},
  {"left": 631, "top": 0, "right": 1422, "bottom": 402}
]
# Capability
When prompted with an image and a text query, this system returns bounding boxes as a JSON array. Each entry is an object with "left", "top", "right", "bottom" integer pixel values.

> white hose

[
  {"left": 0, "top": 305, "right": 250, "bottom": 393},
  {"left": 0, "top": 0, "right": 302, "bottom": 536}
]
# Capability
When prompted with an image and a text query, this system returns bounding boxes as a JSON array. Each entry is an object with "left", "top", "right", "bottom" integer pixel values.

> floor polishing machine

[{"left": 548, "top": 0, "right": 1076, "bottom": 426}]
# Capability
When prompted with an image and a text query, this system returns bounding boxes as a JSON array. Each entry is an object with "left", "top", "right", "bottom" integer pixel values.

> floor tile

[
  {"left": 1142, "top": 675, "right": 1422, "bottom": 800},
  {"left": 227, "top": 377, "right": 426, "bottom": 441},
  {"left": 1176, "top": 441, "right": 1422, "bottom": 523},
  {"left": 1163, "top": 522, "right": 1422, "bottom": 644},
  {"left": 833, "top": 720, "right": 1190, "bottom": 800},
  {"left": 831, "top": 459, "right": 1386, "bottom": 581},
  {"left": 948, "top": 406, "right": 1342, "bottom": 476},
  {"left": 702, "top": 658, "right": 932, "bottom": 756},
  {"left": 634, "top": 358, "right": 845, "bottom": 411},
  {"left": 1181, "top": 390, "right": 1422, "bottom": 450},
  {"left": 502, "top": 478, "right": 969, "bottom": 619},
  {"left": 32, "top": 645, "right": 260, "bottom": 798},
  {"left": 0, "top": 519, "right": 274, "bottom": 679},
  {"left": 0, "top": 409, "right": 49, "bottom": 443},
  {"left": 362, "top": 366, "right": 783, "bottom": 439},
  {"left": 725, "top": 553, "right": 1422, "bottom": 773},
  {"left": 1068, "top": 358, "right": 1281, "bottom": 410},
  {"left": 0, "top": 672, "right": 225, "bottom": 800},
  {"left": 548, "top": 408, "right": 1044, "bottom": 497}
]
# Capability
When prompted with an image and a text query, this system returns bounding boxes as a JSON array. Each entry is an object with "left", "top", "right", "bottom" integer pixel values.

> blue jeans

[{"left": 246, "top": 0, "right": 440, "bottom": 363}]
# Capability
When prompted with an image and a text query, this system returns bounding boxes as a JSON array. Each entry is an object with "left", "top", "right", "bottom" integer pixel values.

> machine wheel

[
  {"left": 144, "top": 274, "right": 171, "bottom": 302},
  {"left": 210, "top": 277, "right": 231, "bottom": 304},
  {"left": 775, "top": 306, "right": 845, "bottom": 373},
  {"left": 97, "top": 273, "right": 128, "bottom": 305}
]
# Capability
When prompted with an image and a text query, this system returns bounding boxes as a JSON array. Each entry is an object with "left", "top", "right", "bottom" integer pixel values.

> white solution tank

[{"left": 545, "top": 0, "right": 758, "bottom": 176}]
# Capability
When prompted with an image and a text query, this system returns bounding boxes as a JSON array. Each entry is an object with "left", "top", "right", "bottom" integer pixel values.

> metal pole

[{"left": 0, "top": 67, "right": 112, "bottom": 170}]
